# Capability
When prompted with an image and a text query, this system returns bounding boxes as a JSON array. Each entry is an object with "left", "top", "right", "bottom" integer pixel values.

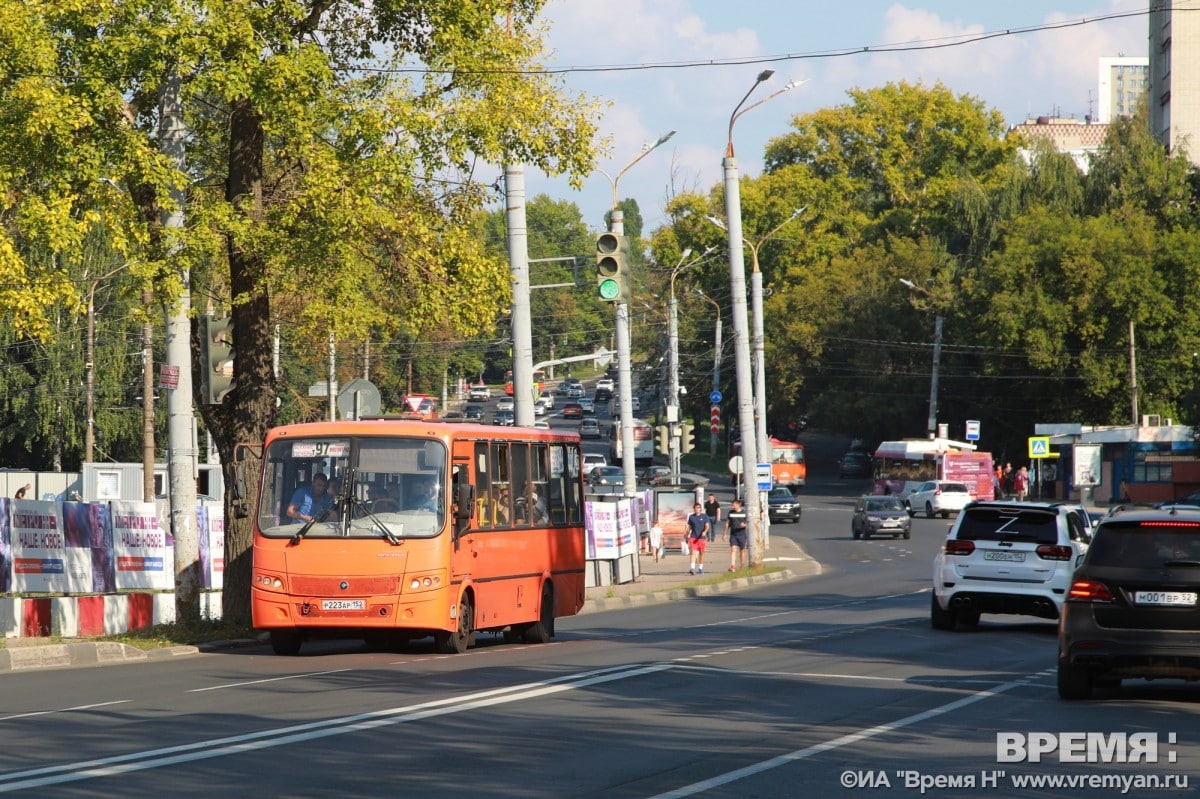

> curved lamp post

[
  {"left": 696, "top": 288, "right": 723, "bottom": 456},
  {"left": 666, "top": 247, "right": 716, "bottom": 480}
]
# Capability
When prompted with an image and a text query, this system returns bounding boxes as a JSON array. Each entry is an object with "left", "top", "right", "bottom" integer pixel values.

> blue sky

[{"left": 515, "top": 1, "right": 1146, "bottom": 234}]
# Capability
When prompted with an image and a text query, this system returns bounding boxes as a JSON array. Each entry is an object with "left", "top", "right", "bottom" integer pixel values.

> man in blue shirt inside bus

[{"left": 287, "top": 473, "right": 333, "bottom": 524}]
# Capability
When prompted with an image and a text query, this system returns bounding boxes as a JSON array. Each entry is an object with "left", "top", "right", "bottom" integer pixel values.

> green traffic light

[{"left": 598, "top": 278, "right": 620, "bottom": 301}]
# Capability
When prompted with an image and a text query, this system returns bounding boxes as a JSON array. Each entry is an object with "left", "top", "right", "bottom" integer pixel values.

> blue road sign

[{"left": 710, "top": 390, "right": 723, "bottom": 405}]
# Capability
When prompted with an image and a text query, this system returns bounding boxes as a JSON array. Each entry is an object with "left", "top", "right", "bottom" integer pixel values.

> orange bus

[
  {"left": 252, "top": 418, "right": 587, "bottom": 655},
  {"left": 504, "top": 368, "right": 545, "bottom": 397},
  {"left": 730, "top": 437, "right": 807, "bottom": 489}
]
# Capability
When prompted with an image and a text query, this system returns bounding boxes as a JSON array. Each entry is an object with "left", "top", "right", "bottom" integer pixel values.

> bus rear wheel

[
  {"left": 524, "top": 583, "right": 555, "bottom": 644},
  {"left": 436, "top": 595, "right": 475, "bottom": 654},
  {"left": 270, "top": 630, "right": 302, "bottom": 656}
]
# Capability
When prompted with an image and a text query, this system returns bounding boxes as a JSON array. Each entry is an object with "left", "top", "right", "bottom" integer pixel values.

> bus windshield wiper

[
  {"left": 289, "top": 504, "right": 335, "bottom": 546},
  {"left": 344, "top": 494, "right": 402, "bottom": 546}
]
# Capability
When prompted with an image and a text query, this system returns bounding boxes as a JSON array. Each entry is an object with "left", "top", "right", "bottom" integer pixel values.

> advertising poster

[
  {"left": 88, "top": 502, "right": 116, "bottom": 593},
  {"left": 201, "top": 503, "right": 226, "bottom": 590},
  {"left": 112, "top": 500, "right": 170, "bottom": 590},
  {"left": 1074, "top": 444, "right": 1102, "bottom": 487},
  {"left": 61, "top": 501, "right": 96, "bottom": 591},
  {"left": 0, "top": 498, "right": 10, "bottom": 593},
  {"left": 655, "top": 491, "right": 696, "bottom": 554},
  {"left": 615, "top": 498, "right": 638, "bottom": 556},
  {"left": 587, "top": 501, "right": 621, "bottom": 559},
  {"left": 11, "top": 500, "right": 68, "bottom": 593}
]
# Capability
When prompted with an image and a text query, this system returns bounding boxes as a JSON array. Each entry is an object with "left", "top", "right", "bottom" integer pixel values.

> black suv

[{"left": 1058, "top": 507, "right": 1200, "bottom": 700}]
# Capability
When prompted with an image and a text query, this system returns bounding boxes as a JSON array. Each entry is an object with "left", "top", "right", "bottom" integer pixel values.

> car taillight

[
  {"left": 945, "top": 539, "right": 974, "bottom": 556},
  {"left": 1036, "top": 544, "right": 1073, "bottom": 561},
  {"left": 933, "top": 486, "right": 942, "bottom": 495},
  {"left": 1067, "top": 580, "right": 1114, "bottom": 602}
]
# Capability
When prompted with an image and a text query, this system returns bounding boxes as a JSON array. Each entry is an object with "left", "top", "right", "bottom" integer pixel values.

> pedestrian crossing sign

[{"left": 1028, "top": 436, "right": 1050, "bottom": 459}]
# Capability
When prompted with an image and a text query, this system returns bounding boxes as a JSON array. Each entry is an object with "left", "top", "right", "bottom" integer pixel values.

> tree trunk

[{"left": 200, "top": 97, "right": 277, "bottom": 625}]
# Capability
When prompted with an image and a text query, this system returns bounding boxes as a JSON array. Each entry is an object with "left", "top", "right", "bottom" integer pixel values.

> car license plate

[
  {"left": 984, "top": 550, "right": 1026, "bottom": 562},
  {"left": 321, "top": 599, "right": 365, "bottom": 611},
  {"left": 1134, "top": 591, "right": 1197, "bottom": 607}
]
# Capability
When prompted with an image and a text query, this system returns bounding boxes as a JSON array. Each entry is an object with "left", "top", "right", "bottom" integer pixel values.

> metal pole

[
  {"left": 749, "top": 263, "right": 770, "bottom": 547},
  {"left": 723, "top": 153, "right": 762, "bottom": 567},
  {"left": 668, "top": 287, "right": 680, "bottom": 481},
  {"left": 928, "top": 314, "right": 943, "bottom": 436},
  {"left": 611, "top": 210, "right": 638, "bottom": 497},
  {"left": 712, "top": 315, "right": 722, "bottom": 455},
  {"left": 506, "top": 163, "right": 535, "bottom": 428}
]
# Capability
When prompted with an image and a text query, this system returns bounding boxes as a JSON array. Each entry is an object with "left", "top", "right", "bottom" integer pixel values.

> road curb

[{"left": 581, "top": 567, "right": 796, "bottom": 614}]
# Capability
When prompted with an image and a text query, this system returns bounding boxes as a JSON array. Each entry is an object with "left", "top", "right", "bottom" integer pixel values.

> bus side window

[{"left": 475, "top": 444, "right": 492, "bottom": 528}]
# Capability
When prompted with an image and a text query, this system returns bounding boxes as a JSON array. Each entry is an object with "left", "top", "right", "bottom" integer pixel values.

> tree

[{"left": 0, "top": 0, "right": 599, "bottom": 623}]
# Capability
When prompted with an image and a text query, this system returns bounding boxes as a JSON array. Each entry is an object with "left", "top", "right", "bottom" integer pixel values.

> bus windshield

[{"left": 258, "top": 436, "right": 447, "bottom": 540}]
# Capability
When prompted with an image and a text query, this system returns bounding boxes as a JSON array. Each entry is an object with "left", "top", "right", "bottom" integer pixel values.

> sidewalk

[
  {"left": 581, "top": 531, "right": 819, "bottom": 613},
  {"left": 0, "top": 536, "right": 819, "bottom": 672}
]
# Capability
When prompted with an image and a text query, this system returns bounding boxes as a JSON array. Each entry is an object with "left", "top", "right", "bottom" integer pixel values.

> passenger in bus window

[
  {"left": 369, "top": 484, "right": 398, "bottom": 513},
  {"left": 494, "top": 486, "right": 511, "bottom": 526},
  {"left": 518, "top": 480, "right": 549, "bottom": 524},
  {"left": 409, "top": 477, "right": 439, "bottom": 512}
]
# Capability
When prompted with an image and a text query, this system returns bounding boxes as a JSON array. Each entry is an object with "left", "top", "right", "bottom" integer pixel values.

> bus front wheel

[
  {"left": 436, "top": 595, "right": 475, "bottom": 654},
  {"left": 524, "top": 583, "right": 555, "bottom": 644}
]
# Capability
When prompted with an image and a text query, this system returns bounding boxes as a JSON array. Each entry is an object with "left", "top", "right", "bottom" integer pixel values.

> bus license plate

[
  {"left": 984, "top": 551, "right": 1025, "bottom": 562},
  {"left": 1134, "top": 591, "right": 1197, "bottom": 607},
  {"left": 321, "top": 599, "right": 365, "bottom": 611}
]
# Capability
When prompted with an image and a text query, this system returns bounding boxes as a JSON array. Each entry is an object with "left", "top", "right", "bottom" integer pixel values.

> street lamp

[
  {"left": 722, "top": 69, "right": 774, "bottom": 568},
  {"left": 667, "top": 247, "right": 716, "bottom": 481},
  {"left": 695, "top": 288, "right": 723, "bottom": 456},
  {"left": 598, "top": 131, "right": 677, "bottom": 497},
  {"left": 900, "top": 278, "right": 943, "bottom": 437},
  {"left": 706, "top": 206, "right": 805, "bottom": 475}
]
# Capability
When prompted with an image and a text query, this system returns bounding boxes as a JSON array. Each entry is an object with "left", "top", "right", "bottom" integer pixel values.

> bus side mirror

[{"left": 454, "top": 484, "right": 475, "bottom": 537}]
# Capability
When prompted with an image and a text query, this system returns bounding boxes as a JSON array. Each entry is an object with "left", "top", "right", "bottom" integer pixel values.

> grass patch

[
  {"left": 664, "top": 564, "right": 784, "bottom": 592},
  {"left": 98, "top": 617, "right": 259, "bottom": 650}
]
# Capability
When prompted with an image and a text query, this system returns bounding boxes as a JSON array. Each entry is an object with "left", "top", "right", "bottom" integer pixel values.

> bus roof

[{"left": 874, "top": 438, "right": 977, "bottom": 460}]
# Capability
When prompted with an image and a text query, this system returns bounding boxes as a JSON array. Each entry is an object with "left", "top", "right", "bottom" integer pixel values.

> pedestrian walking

[
  {"left": 725, "top": 498, "right": 748, "bottom": 571},
  {"left": 648, "top": 518, "right": 664, "bottom": 563},
  {"left": 686, "top": 503, "right": 711, "bottom": 574},
  {"left": 704, "top": 493, "right": 721, "bottom": 542},
  {"left": 1014, "top": 465, "right": 1030, "bottom": 502}
]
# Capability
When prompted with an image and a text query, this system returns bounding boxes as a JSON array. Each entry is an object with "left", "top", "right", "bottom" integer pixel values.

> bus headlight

[
  {"left": 254, "top": 572, "right": 286, "bottom": 592},
  {"left": 406, "top": 573, "right": 443, "bottom": 593}
]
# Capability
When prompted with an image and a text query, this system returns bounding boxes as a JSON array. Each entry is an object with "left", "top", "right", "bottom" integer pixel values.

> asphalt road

[{"left": 2, "top": 431, "right": 1198, "bottom": 798}]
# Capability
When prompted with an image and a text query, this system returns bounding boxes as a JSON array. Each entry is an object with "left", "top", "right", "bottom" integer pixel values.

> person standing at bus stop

[
  {"left": 704, "top": 493, "right": 721, "bottom": 542},
  {"left": 725, "top": 498, "right": 748, "bottom": 572},
  {"left": 686, "top": 503, "right": 710, "bottom": 575}
]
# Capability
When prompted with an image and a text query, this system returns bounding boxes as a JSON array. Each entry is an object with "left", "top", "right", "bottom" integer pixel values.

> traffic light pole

[
  {"left": 667, "top": 288, "right": 680, "bottom": 481},
  {"left": 603, "top": 210, "right": 638, "bottom": 498}
]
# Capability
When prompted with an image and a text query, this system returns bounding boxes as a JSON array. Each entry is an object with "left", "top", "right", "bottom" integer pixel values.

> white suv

[
  {"left": 906, "top": 480, "right": 971, "bottom": 519},
  {"left": 932, "top": 501, "right": 1092, "bottom": 630}
]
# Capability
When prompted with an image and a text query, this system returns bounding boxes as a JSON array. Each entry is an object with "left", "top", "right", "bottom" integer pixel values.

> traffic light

[
  {"left": 681, "top": 422, "right": 696, "bottom": 454},
  {"left": 655, "top": 424, "right": 670, "bottom": 455},
  {"left": 595, "top": 232, "right": 630, "bottom": 303},
  {"left": 201, "top": 316, "right": 235, "bottom": 404}
]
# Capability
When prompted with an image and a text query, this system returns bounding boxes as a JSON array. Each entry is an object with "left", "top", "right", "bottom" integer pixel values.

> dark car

[
  {"left": 588, "top": 465, "right": 625, "bottom": 490},
  {"left": 639, "top": 465, "right": 671, "bottom": 486},
  {"left": 492, "top": 409, "right": 515, "bottom": 426},
  {"left": 839, "top": 451, "right": 872, "bottom": 479},
  {"left": 463, "top": 403, "right": 485, "bottom": 421},
  {"left": 766, "top": 487, "right": 801, "bottom": 524},
  {"left": 562, "top": 402, "right": 584, "bottom": 419},
  {"left": 851, "top": 495, "right": 911, "bottom": 540},
  {"left": 1058, "top": 508, "right": 1200, "bottom": 700},
  {"left": 594, "top": 387, "right": 612, "bottom": 403}
]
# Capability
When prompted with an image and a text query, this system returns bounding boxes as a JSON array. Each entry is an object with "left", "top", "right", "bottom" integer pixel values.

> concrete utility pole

[
  {"left": 160, "top": 71, "right": 201, "bottom": 621},
  {"left": 505, "top": 163, "right": 536, "bottom": 428},
  {"left": 900, "top": 278, "right": 943, "bottom": 437}
]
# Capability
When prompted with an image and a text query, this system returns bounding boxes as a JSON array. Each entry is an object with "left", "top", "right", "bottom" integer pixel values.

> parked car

[
  {"left": 496, "top": 396, "right": 515, "bottom": 412},
  {"left": 1058, "top": 507, "right": 1200, "bottom": 699},
  {"left": 905, "top": 480, "right": 971, "bottom": 518},
  {"left": 932, "top": 501, "right": 1092, "bottom": 631},
  {"left": 851, "top": 495, "right": 911, "bottom": 540},
  {"left": 579, "top": 397, "right": 595, "bottom": 415},
  {"left": 588, "top": 465, "right": 625, "bottom": 488},
  {"left": 578, "top": 418, "right": 601, "bottom": 438},
  {"left": 639, "top": 465, "right": 671, "bottom": 486},
  {"left": 463, "top": 403, "right": 485, "bottom": 421},
  {"left": 838, "top": 451, "right": 872, "bottom": 479},
  {"left": 583, "top": 453, "right": 608, "bottom": 471},
  {"left": 467, "top": 384, "right": 491, "bottom": 401},
  {"left": 492, "top": 409, "right": 515, "bottom": 426},
  {"left": 766, "top": 487, "right": 802, "bottom": 523},
  {"left": 562, "top": 402, "right": 583, "bottom": 419}
]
